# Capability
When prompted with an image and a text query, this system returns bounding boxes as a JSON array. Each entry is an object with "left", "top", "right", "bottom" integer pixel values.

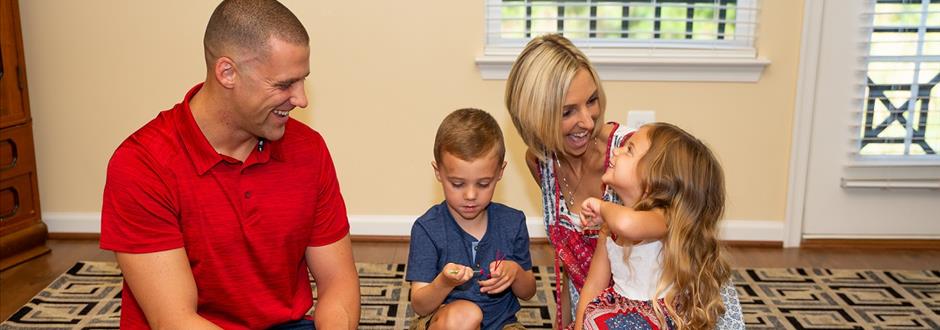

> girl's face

[
  {"left": 560, "top": 69, "right": 601, "bottom": 157},
  {"left": 603, "top": 126, "right": 652, "bottom": 204}
]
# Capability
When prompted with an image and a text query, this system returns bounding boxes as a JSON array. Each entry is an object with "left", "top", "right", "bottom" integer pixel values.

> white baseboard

[
  {"left": 44, "top": 212, "right": 101, "bottom": 233},
  {"left": 44, "top": 212, "right": 784, "bottom": 242},
  {"left": 350, "top": 215, "right": 551, "bottom": 239},
  {"left": 719, "top": 219, "right": 784, "bottom": 242}
]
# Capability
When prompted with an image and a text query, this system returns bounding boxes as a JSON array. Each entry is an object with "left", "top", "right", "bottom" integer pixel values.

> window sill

[
  {"left": 845, "top": 158, "right": 940, "bottom": 168},
  {"left": 475, "top": 52, "right": 770, "bottom": 82},
  {"left": 841, "top": 158, "right": 940, "bottom": 190},
  {"left": 841, "top": 178, "right": 940, "bottom": 189}
]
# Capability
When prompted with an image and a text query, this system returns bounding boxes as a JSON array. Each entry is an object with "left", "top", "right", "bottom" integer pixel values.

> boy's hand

[
  {"left": 580, "top": 197, "right": 604, "bottom": 228},
  {"left": 440, "top": 263, "right": 473, "bottom": 287},
  {"left": 478, "top": 260, "right": 519, "bottom": 294}
]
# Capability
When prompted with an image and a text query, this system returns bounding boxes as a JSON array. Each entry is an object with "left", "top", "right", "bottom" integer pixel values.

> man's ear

[
  {"left": 214, "top": 57, "right": 237, "bottom": 89},
  {"left": 431, "top": 161, "right": 443, "bottom": 183}
]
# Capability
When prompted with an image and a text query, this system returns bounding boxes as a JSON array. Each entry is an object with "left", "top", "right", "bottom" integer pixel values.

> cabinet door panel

[
  {"left": 0, "top": 124, "right": 36, "bottom": 178},
  {"left": 0, "top": 0, "right": 28, "bottom": 128},
  {"left": 0, "top": 172, "right": 38, "bottom": 236}
]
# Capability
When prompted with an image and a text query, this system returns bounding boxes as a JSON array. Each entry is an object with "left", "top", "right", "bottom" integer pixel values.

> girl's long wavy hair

[{"left": 632, "top": 122, "right": 730, "bottom": 330}]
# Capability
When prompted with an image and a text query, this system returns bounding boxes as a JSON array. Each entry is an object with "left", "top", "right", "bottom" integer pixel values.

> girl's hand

[
  {"left": 580, "top": 197, "right": 604, "bottom": 228},
  {"left": 440, "top": 263, "right": 473, "bottom": 287},
  {"left": 478, "top": 260, "right": 519, "bottom": 294}
]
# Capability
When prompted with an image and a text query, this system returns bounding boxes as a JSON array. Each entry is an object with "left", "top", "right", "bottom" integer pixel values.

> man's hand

[
  {"left": 440, "top": 263, "right": 474, "bottom": 288},
  {"left": 478, "top": 260, "right": 520, "bottom": 294}
]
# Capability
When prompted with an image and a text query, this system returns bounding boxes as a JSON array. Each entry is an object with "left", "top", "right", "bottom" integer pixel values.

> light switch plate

[{"left": 626, "top": 110, "right": 655, "bottom": 130}]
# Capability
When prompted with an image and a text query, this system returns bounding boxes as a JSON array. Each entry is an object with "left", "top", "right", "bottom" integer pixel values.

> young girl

[{"left": 575, "top": 122, "right": 744, "bottom": 330}]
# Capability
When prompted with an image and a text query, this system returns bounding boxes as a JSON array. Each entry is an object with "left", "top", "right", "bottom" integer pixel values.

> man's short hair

[
  {"left": 434, "top": 108, "right": 506, "bottom": 166},
  {"left": 204, "top": 0, "right": 309, "bottom": 64}
]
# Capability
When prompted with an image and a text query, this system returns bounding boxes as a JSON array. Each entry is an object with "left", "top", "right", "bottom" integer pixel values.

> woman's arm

[
  {"left": 574, "top": 229, "right": 613, "bottom": 330},
  {"left": 524, "top": 149, "right": 540, "bottom": 182}
]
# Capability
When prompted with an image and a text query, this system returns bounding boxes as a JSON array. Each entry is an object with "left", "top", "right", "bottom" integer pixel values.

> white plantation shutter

[
  {"left": 478, "top": 0, "right": 767, "bottom": 81},
  {"left": 485, "top": 0, "right": 758, "bottom": 52},
  {"left": 856, "top": 0, "right": 940, "bottom": 160}
]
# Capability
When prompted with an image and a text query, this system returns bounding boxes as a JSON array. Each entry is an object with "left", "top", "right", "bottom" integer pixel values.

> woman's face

[{"left": 560, "top": 68, "right": 601, "bottom": 158}]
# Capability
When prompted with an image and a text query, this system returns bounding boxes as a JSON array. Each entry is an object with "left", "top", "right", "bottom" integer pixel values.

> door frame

[{"left": 783, "top": 0, "right": 825, "bottom": 248}]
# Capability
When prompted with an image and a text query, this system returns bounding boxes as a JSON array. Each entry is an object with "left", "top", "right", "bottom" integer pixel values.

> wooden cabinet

[{"left": 0, "top": 0, "right": 49, "bottom": 270}]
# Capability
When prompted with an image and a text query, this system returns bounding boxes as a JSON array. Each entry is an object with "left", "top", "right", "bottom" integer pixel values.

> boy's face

[{"left": 433, "top": 149, "right": 506, "bottom": 223}]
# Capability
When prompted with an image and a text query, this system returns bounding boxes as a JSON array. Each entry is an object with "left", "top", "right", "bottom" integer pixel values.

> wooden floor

[{"left": 2, "top": 239, "right": 939, "bottom": 322}]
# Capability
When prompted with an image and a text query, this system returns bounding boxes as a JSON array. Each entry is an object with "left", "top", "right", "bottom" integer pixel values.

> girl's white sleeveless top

[{"left": 605, "top": 237, "right": 667, "bottom": 300}]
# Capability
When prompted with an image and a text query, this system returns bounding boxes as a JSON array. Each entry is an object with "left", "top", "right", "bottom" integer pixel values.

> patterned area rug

[{"left": 2, "top": 262, "right": 938, "bottom": 329}]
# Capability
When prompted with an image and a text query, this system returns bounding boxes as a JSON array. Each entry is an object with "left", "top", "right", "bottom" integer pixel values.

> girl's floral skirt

[{"left": 578, "top": 287, "right": 675, "bottom": 330}]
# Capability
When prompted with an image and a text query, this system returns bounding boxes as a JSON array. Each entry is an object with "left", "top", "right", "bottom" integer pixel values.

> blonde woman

[{"left": 505, "top": 33, "right": 647, "bottom": 327}]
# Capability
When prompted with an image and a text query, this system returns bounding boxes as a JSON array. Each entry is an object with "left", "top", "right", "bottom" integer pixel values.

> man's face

[{"left": 232, "top": 38, "right": 310, "bottom": 141}]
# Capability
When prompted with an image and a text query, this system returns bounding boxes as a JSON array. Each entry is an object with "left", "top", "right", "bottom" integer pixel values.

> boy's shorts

[{"left": 409, "top": 307, "right": 526, "bottom": 330}]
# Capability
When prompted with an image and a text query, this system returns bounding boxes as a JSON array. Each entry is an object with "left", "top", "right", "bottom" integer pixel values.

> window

[
  {"left": 477, "top": 0, "right": 769, "bottom": 81},
  {"left": 860, "top": 0, "right": 940, "bottom": 160}
]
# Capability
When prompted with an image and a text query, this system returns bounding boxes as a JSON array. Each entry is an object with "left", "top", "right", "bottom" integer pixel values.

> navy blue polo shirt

[{"left": 406, "top": 201, "right": 533, "bottom": 330}]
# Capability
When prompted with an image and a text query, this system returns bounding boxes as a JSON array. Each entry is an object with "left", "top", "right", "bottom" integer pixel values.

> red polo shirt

[{"left": 100, "top": 83, "right": 349, "bottom": 329}]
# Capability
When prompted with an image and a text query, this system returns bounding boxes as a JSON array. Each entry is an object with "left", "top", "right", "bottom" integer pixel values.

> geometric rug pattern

[
  {"left": 2, "top": 262, "right": 938, "bottom": 329},
  {"left": 737, "top": 268, "right": 940, "bottom": 330}
]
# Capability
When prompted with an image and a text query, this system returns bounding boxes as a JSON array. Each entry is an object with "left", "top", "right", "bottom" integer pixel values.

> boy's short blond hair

[
  {"left": 504, "top": 33, "right": 607, "bottom": 161},
  {"left": 434, "top": 108, "right": 505, "bottom": 165}
]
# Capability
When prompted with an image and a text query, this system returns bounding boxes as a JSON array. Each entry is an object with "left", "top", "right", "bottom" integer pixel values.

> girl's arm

[
  {"left": 601, "top": 203, "right": 666, "bottom": 241},
  {"left": 581, "top": 198, "right": 667, "bottom": 241},
  {"left": 574, "top": 229, "right": 613, "bottom": 330}
]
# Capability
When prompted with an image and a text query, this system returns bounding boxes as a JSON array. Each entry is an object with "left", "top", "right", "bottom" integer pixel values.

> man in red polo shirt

[{"left": 99, "top": 1, "right": 360, "bottom": 329}]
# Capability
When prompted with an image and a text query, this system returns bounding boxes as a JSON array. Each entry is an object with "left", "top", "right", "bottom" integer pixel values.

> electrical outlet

[{"left": 626, "top": 110, "right": 655, "bottom": 130}]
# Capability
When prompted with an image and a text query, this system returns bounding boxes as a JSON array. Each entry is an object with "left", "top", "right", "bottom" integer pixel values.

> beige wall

[{"left": 19, "top": 1, "right": 802, "bottom": 224}]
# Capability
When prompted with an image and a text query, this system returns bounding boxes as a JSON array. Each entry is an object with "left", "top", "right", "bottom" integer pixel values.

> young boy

[{"left": 407, "top": 108, "right": 537, "bottom": 330}]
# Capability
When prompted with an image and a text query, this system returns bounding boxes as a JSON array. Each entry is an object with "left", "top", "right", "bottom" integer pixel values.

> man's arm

[
  {"left": 306, "top": 234, "right": 360, "bottom": 330},
  {"left": 116, "top": 249, "right": 221, "bottom": 330}
]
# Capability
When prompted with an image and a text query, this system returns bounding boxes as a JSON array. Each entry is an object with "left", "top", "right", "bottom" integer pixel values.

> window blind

[
  {"left": 485, "top": 0, "right": 759, "bottom": 51},
  {"left": 857, "top": 0, "right": 940, "bottom": 158}
]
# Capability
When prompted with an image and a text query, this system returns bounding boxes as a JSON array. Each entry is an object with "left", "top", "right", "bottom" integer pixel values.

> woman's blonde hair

[
  {"left": 505, "top": 34, "right": 606, "bottom": 160},
  {"left": 632, "top": 122, "right": 730, "bottom": 330}
]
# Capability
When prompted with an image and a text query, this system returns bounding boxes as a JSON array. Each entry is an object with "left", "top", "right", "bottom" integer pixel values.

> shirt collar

[{"left": 176, "top": 83, "right": 283, "bottom": 175}]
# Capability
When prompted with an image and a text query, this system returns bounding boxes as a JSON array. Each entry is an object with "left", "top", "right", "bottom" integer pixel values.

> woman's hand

[
  {"left": 439, "top": 263, "right": 473, "bottom": 288},
  {"left": 580, "top": 197, "right": 605, "bottom": 229},
  {"left": 478, "top": 260, "right": 519, "bottom": 294}
]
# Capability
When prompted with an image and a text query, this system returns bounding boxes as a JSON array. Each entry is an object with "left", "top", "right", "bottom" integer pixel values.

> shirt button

[{"left": 244, "top": 191, "right": 252, "bottom": 199}]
